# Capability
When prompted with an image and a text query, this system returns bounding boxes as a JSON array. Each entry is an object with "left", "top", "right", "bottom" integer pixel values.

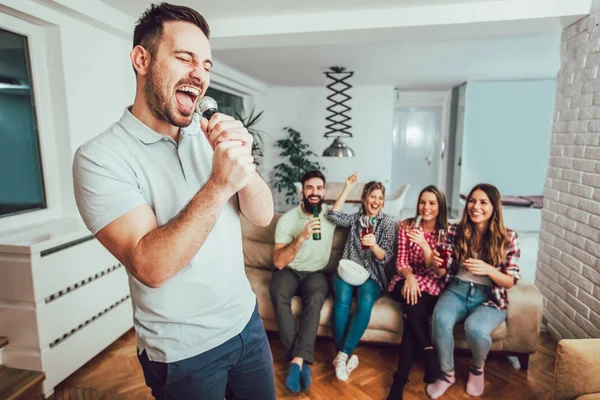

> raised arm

[
  {"left": 201, "top": 113, "right": 273, "bottom": 227},
  {"left": 332, "top": 172, "right": 358, "bottom": 212},
  {"left": 238, "top": 172, "right": 274, "bottom": 227}
]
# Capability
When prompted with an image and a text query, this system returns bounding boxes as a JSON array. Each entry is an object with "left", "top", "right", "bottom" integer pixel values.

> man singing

[{"left": 72, "top": 3, "right": 275, "bottom": 399}]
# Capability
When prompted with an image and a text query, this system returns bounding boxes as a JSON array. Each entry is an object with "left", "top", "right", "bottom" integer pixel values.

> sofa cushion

[
  {"left": 241, "top": 214, "right": 280, "bottom": 270},
  {"left": 246, "top": 266, "right": 404, "bottom": 333}
]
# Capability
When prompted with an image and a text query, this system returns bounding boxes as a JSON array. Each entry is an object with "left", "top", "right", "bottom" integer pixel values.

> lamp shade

[{"left": 322, "top": 138, "right": 354, "bottom": 157}]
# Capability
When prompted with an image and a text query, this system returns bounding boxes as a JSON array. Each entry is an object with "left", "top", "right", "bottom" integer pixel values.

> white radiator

[{"left": 0, "top": 218, "right": 133, "bottom": 398}]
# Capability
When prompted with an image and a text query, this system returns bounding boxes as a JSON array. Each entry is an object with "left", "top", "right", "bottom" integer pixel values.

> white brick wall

[{"left": 536, "top": 13, "right": 600, "bottom": 340}]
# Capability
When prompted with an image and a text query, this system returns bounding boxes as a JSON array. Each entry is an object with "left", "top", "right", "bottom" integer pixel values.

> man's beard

[
  {"left": 144, "top": 62, "right": 193, "bottom": 128},
  {"left": 303, "top": 195, "right": 323, "bottom": 214}
]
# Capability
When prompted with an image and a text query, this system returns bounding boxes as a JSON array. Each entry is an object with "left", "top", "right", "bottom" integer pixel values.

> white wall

[
  {"left": 460, "top": 79, "right": 557, "bottom": 196},
  {"left": 260, "top": 85, "right": 395, "bottom": 209}
]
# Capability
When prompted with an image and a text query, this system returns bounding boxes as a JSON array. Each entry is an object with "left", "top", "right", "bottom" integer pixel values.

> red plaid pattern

[
  {"left": 388, "top": 224, "right": 445, "bottom": 296},
  {"left": 443, "top": 223, "right": 521, "bottom": 311}
]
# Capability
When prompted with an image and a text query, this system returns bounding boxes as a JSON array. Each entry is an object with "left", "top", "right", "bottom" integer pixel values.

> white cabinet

[{"left": 0, "top": 218, "right": 133, "bottom": 398}]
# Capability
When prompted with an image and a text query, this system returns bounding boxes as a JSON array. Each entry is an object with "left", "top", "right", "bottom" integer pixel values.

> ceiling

[
  {"left": 213, "top": 33, "right": 560, "bottom": 88},
  {"left": 98, "top": 0, "right": 591, "bottom": 88},
  {"left": 100, "top": 0, "right": 499, "bottom": 20}
]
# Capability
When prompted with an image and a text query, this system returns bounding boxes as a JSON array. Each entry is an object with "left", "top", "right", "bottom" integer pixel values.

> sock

[
  {"left": 300, "top": 363, "right": 312, "bottom": 391},
  {"left": 346, "top": 354, "right": 359, "bottom": 376},
  {"left": 423, "top": 348, "right": 440, "bottom": 384},
  {"left": 466, "top": 364, "right": 485, "bottom": 397},
  {"left": 426, "top": 370, "right": 455, "bottom": 399},
  {"left": 386, "top": 375, "right": 408, "bottom": 400},
  {"left": 285, "top": 363, "right": 301, "bottom": 393},
  {"left": 333, "top": 352, "right": 349, "bottom": 381}
]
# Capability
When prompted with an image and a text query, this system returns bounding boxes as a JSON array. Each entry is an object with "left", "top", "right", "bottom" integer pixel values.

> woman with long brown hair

[
  {"left": 386, "top": 185, "right": 448, "bottom": 400},
  {"left": 426, "top": 183, "right": 521, "bottom": 399}
]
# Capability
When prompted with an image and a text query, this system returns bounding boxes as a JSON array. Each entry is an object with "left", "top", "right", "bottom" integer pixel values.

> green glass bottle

[{"left": 313, "top": 206, "right": 321, "bottom": 240}]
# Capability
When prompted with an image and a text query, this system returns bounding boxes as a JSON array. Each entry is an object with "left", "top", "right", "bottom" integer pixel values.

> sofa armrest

[
  {"left": 554, "top": 339, "right": 600, "bottom": 400},
  {"left": 503, "top": 283, "right": 543, "bottom": 353}
]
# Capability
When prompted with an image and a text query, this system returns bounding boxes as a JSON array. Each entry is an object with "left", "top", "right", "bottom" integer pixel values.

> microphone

[
  {"left": 196, "top": 96, "right": 218, "bottom": 120},
  {"left": 409, "top": 215, "right": 423, "bottom": 248}
]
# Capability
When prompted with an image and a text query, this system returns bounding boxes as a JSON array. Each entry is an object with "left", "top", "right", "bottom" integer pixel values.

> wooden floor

[{"left": 51, "top": 330, "right": 557, "bottom": 400}]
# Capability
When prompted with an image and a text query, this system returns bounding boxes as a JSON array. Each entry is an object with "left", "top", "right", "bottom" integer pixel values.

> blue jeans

[
  {"left": 432, "top": 278, "right": 507, "bottom": 372},
  {"left": 331, "top": 272, "right": 381, "bottom": 355},
  {"left": 138, "top": 303, "right": 275, "bottom": 400}
]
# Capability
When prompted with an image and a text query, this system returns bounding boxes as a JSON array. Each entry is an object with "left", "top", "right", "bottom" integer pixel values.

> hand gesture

[
  {"left": 210, "top": 141, "right": 255, "bottom": 196},
  {"left": 402, "top": 274, "right": 421, "bottom": 305},
  {"left": 345, "top": 172, "right": 358, "bottom": 189},
  {"left": 301, "top": 217, "right": 321, "bottom": 241},
  {"left": 361, "top": 233, "right": 376, "bottom": 248},
  {"left": 200, "top": 113, "right": 253, "bottom": 150},
  {"left": 205, "top": 114, "right": 255, "bottom": 196},
  {"left": 407, "top": 229, "right": 430, "bottom": 251},
  {"left": 464, "top": 258, "right": 494, "bottom": 276}
]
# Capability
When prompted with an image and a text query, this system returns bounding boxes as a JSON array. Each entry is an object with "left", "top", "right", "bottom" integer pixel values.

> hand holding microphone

[
  {"left": 197, "top": 97, "right": 254, "bottom": 150},
  {"left": 197, "top": 96, "right": 255, "bottom": 196}
]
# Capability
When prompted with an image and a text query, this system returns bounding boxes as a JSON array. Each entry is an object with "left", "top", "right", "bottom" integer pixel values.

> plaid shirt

[
  {"left": 443, "top": 223, "right": 521, "bottom": 311},
  {"left": 388, "top": 224, "right": 445, "bottom": 296},
  {"left": 326, "top": 210, "right": 396, "bottom": 291}
]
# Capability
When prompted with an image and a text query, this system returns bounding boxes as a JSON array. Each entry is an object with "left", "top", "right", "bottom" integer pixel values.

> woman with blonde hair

[
  {"left": 426, "top": 183, "right": 521, "bottom": 398},
  {"left": 326, "top": 172, "right": 396, "bottom": 381}
]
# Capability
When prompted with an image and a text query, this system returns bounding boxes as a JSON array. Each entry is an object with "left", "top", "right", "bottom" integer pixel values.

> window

[
  {"left": 205, "top": 87, "right": 244, "bottom": 117},
  {"left": 0, "top": 27, "right": 46, "bottom": 218}
]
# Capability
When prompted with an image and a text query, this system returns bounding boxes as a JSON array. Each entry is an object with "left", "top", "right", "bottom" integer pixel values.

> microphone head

[{"left": 196, "top": 96, "right": 218, "bottom": 119}]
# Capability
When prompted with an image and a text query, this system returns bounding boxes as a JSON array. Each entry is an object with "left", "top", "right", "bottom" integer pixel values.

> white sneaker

[
  {"left": 346, "top": 354, "right": 359, "bottom": 376},
  {"left": 333, "top": 352, "right": 349, "bottom": 381}
]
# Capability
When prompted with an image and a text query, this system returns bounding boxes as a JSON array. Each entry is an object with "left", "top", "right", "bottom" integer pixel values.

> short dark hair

[
  {"left": 133, "top": 3, "right": 210, "bottom": 55},
  {"left": 300, "top": 170, "right": 326, "bottom": 186}
]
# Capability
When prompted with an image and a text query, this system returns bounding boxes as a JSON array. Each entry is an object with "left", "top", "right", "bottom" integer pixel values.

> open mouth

[
  {"left": 175, "top": 86, "right": 200, "bottom": 114},
  {"left": 308, "top": 196, "right": 321, "bottom": 202}
]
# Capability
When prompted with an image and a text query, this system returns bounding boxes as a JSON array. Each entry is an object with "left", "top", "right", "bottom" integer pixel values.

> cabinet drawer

[
  {"left": 41, "top": 298, "right": 133, "bottom": 391},
  {"left": 38, "top": 267, "right": 130, "bottom": 347},
  {"left": 33, "top": 239, "right": 119, "bottom": 302}
]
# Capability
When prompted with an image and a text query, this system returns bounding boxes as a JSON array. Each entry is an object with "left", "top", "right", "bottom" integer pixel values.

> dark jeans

[
  {"left": 391, "top": 281, "right": 437, "bottom": 377},
  {"left": 331, "top": 272, "right": 381, "bottom": 355},
  {"left": 269, "top": 267, "right": 328, "bottom": 364},
  {"left": 137, "top": 303, "right": 275, "bottom": 400}
]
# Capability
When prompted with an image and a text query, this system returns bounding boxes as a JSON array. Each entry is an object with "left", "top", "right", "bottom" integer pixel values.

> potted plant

[{"left": 273, "top": 126, "right": 325, "bottom": 204}]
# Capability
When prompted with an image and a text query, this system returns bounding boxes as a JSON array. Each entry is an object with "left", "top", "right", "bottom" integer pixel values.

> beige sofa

[
  {"left": 241, "top": 213, "right": 544, "bottom": 367},
  {"left": 554, "top": 339, "right": 600, "bottom": 400}
]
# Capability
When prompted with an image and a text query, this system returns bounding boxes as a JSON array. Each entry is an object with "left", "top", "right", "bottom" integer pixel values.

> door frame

[{"left": 393, "top": 90, "right": 452, "bottom": 194}]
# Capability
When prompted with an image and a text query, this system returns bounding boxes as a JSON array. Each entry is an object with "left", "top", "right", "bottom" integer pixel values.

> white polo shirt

[{"left": 72, "top": 108, "right": 255, "bottom": 363}]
